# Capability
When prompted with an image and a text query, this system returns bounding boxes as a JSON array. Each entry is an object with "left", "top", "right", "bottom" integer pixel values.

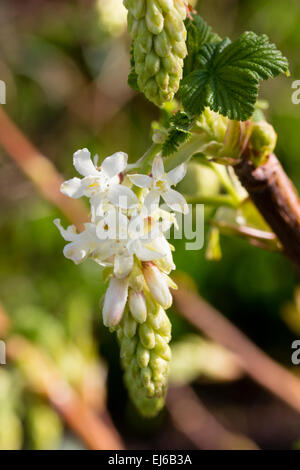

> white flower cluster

[{"left": 54, "top": 148, "right": 188, "bottom": 328}]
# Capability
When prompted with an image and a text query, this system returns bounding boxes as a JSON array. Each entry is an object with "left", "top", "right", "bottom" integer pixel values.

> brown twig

[
  {"left": 6, "top": 335, "right": 124, "bottom": 450},
  {"left": 235, "top": 153, "right": 300, "bottom": 269},
  {"left": 167, "top": 385, "right": 259, "bottom": 450},
  {"left": 0, "top": 106, "right": 88, "bottom": 230},
  {"left": 211, "top": 220, "right": 281, "bottom": 252},
  {"left": 173, "top": 284, "right": 300, "bottom": 416}
]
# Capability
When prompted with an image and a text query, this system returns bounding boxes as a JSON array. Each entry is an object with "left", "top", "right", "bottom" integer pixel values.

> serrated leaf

[
  {"left": 214, "top": 32, "right": 289, "bottom": 81},
  {"left": 180, "top": 32, "right": 289, "bottom": 121},
  {"left": 184, "top": 14, "right": 221, "bottom": 77},
  {"left": 169, "top": 111, "right": 193, "bottom": 132},
  {"left": 162, "top": 112, "right": 193, "bottom": 156}
]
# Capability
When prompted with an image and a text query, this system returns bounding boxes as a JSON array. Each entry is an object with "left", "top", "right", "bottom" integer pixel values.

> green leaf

[
  {"left": 162, "top": 112, "right": 194, "bottom": 156},
  {"left": 184, "top": 14, "right": 221, "bottom": 77},
  {"left": 180, "top": 32, "right": 289, "bottom": 121}
]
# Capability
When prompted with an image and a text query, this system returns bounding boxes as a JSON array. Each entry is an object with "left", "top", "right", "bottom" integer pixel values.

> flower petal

[
  {"left": 73, "top": 148, "right": 99, "bottom": 177},
  {"left": 162, "top": 188, "right": 189, "bottom": 214},
  {"left": 166, "top": 163, "right": 186, "bottom": 186},
  {"left": 114, "top": 252, "right": 134, "bottom": 279},
  {"left": 92, "top": 239, "right": 116, "bottom": 264},
  {"left": 102, "top": 276, "right": 129, "bottom": 327},
  {"left": 128, "top": 214, "right": 146, "bottom": 240},
  {"left": 107, "top": 185, "right": 139, "bottom": 209},
  {"left": 151, "top": 237, "right": 175, "bottom": 273},
  {"left": 53, "top": 219, "right": 77, "bottom": 242},
  {"left": 132, "top": 239, "right": 163, "bottom": 261},
  {"left": 63, "top": 241, "right": 89, "bottom": 264},
  {"left": 101, "top": 152, "right": 127, "bottom": 178},
  {"left": 96, "top": 209, "right": 128, "bottom": 240},
  {"left": 144, "top": 190, "right": 160, "bottom": 214},
  {"left": 90, "top": 194, "right": 105, "bottom": 222},
  {"left": 60, "top": 178, "right": 84, "bottom": 199},
  {"left": 128, "top": 174, "right": 152, "bottom": 188},
  {"left": 152, "top": 155, "right": 165, "bottom": 179}
]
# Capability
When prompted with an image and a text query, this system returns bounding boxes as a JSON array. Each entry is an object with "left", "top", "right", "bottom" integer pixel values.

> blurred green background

[{"left": 0, "top": 0, "right": 300, "bottom": 450}]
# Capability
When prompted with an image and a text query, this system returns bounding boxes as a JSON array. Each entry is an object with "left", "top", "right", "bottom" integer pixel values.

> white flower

[
  {"left": 60, "top": 148, "right": 138, "bottom": 216},
  {"left": 53, "top": 219, "right": 99, "bottom": 264},
  {"left": 54, "top": 218, "right": 116, "bottom": 266},
  {"left": 128, "top": 155, "right": 189, "bottom": 214},
  {"left": 95, "top": 208, "right": 174, "bottom": 279}
]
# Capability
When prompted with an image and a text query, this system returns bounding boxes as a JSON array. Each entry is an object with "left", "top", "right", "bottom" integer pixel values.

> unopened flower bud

[
  {"left": 120, "top": 335, "right": 137, "bottom": 364},
  {"left": 143, "top": 263, "right": 172, "bottom": 308},
  {"left": 124, "top": 0, "right": 187, "bottom": 106},
  {"left": 123, "top": 311, "right": 138, "bottom": 338},
  {"left": 154, "top": 333, "right": 171, "bottom": 360},
  {"left": 128, "top": 289, "right": 147, "bottom": 323},
  {"left": 137, "top": 343, "right": 151, "bottom": 368},
  {"left": 102, "top": 277, "right": 129, "bottom": 327},
  {"left": 250, "top": 120, "right": 277, "bottom": 165},
  {"left": 139, "top": 323, "right": 156, "bottom": 349}
]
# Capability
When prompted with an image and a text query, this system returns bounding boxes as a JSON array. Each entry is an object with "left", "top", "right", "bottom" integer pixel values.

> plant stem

[
  {"left": 186, "top": 194, "right": 238, "bottom": 208},
  {"left": 127, "top": 143, "right": 162, "bottom": 173},
  {"left": 235, "top": 152, "right": 300, "bottom": 270},
  {"left": 209, "top": 162, "right": 240, "bottom": 203},
  {"left": 164, "top": 135, "right": 209, "bottom": 171}
]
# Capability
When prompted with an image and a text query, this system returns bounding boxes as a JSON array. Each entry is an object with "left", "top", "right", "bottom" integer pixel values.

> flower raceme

[
  {"left": 55, "top": 148, "right": 188, "bottom": 416},
  {"left": 124, "top": 0, "right": 187, "bottom": 106}
]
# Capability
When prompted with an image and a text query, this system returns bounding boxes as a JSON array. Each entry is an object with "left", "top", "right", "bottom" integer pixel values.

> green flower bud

[
  {"left": 249, "top": 120, "right": 277, "bottom": 166},
  {"left": 148, "top": 305, "right": 172, "bottom": 337},
  {"left": 116, "top": 286, "right": 172, "bottom": 417},
  {"left": 137, "top": 343, "right": 151, "bottom": 367},
  {"left": 123, "top": 310, "right": 138, "bottom": 338},
  {"left": 146, "top": 0, "right": 164, "bottom": 35},
  {"left": 120, "top": 335, "right": 137, "bottom": 363},
  {"left": 139, "top": 322, "right": 156, "bottom": 349},
  {"left": 154, "top": 333, "right": 172, "bottom": 360},
  {"left": 124, "top": 0, "right": 187, "bottom": 106}
]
